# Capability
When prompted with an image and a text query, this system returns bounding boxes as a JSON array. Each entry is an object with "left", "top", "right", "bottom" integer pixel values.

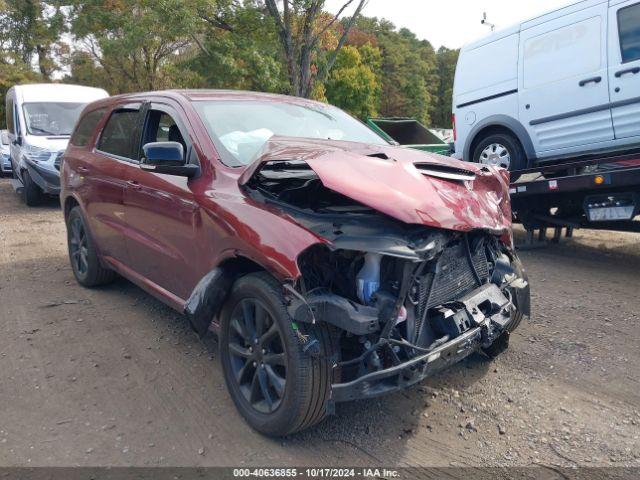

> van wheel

[
  {"left": 472, "top": 133, "right": 526, "bottom": 180},
  {"left": 22, "top": 169, "right": 43, "bottom": 206},
  {"left": 220, "top": 272, "right": 333, "bottom": 436},
  {"left": 66, "top": 206, "right": 117, "bottom": 287}
]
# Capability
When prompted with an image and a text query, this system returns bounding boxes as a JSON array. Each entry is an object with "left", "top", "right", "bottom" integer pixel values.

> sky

[{"left": 326, "top": 0, "right": 572, "bottom": 49}]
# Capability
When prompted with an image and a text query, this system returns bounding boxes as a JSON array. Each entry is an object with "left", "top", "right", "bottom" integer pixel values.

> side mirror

[
  {"left": 14, "top": 136, "right": 22, "bottom": 146},
  {"left": 141, "top": 141, "right": 198, "bottom": 178}
]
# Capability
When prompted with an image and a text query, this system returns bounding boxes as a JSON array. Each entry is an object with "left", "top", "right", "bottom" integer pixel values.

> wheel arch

[
  {"left": 184, "top": 254, "right": 276, "bottom": 337},
  {"left": 464, "top": 115, "right": 536, "bottom": 165},
  {"left": 63, "top": 194, "right": 81, "bottom": 221}
]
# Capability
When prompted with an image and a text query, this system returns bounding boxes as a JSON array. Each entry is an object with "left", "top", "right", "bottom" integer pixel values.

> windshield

[
  {"left": 0, "top": 131, "right": 8, "bottom": 145},
  {"left": 22, "top": 102, "right": 86, "bottom": 136},
  {"left": 194, "top": 100, "right": 389, "bottom": 166}
]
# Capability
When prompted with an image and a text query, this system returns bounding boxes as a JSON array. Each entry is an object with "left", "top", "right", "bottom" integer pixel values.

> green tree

[
  {"left": 432, "top": 46, "right": 459, "bottom": 128},
  {"left": 0, "top": 59, "right": 41, "bottom": 128},
  {"left": 378, "top": 26, "right": 435, "bottom": 125},
  {"left": 185, "top": 2, "right": 289, "bottom": 93},
  {"left": 68, "top": 0, "right": 230, "bottom": 92},
  {"left": 325, "top": 43, "right": 380, "bottom": 119},
  {"left": 0, "top": 0, "right": 65, "bottom": 79}
]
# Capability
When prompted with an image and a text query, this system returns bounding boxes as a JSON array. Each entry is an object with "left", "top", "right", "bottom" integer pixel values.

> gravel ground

[{"left": 0, "top": 177, "right": 639, "bottom": 469}]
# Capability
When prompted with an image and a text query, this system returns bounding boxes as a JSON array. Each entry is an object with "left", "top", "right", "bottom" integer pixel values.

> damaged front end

[
  {"left": 242, "top": 141, "right": 530, "bottom": 403},
  {"left": 288, "top": 231, "right": 529, "bottom": 403}
]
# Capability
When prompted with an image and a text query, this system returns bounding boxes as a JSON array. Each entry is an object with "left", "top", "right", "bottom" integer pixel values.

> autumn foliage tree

[{"left": 3, "top": 0, "right": 459, "bottom": 128}]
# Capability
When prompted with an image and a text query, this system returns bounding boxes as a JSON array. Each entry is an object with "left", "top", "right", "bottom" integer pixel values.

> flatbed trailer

[{"left": 508, "top": 152, "right": 640, "bottom": 245}]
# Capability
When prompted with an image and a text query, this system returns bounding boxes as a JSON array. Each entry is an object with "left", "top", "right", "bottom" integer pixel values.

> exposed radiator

[{"left": 414, "top": 237, "right": 490, "bottom": 337}]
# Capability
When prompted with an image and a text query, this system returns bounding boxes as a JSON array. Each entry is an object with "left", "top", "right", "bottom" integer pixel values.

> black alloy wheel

[
  {"left": 69, "top": 215, "right": 89, "bottom": 278},
  {"left": 227, "top": 297, "right": 287, "bottom": 414},
  {"left": 220, "top": 272, "right": 334, "bottom": 436},
  {"left": 65, "top": 206, "right": 116, "bottom": 287}
]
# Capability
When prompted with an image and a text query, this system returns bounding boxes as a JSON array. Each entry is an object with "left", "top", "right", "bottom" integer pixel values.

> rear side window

[
  {"left": 70, "top": 108, "right": 106, "bottom": 147},
  {"left": 97, "top": 109, "right": 140, "bottom": 160},
  {"left": 618, "top": 2, "right": 640, "bottom": 63}
]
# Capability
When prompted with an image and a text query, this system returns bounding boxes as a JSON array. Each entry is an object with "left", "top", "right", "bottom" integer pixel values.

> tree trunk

[
  {"left": 36, "top": 44, "right": 50, "bottom": 80},
  {"left": 264, "top": 0, "right": 367, "bottom": 98}
]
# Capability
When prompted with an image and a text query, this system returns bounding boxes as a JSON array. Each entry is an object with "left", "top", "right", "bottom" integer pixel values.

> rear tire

[
  {"left": 66, "top": 206, "right": 116, "bottom": 287},
  {"left": 472, "top": 133, "right": 526, "bottom": 181},
  {"left": 219, "top": 272, "right": 333, "bottom": 436},
  {"left": 22, "top": 169, "right": 43, "bottom": 206}
]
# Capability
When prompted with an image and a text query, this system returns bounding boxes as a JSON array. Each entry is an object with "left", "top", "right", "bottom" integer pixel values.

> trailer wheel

[
  {"left": 472, "top": 133, "right": 526, "bottom": 181},
  {"left": 219, "top": 272, "right": 333, "bottom": 436}
]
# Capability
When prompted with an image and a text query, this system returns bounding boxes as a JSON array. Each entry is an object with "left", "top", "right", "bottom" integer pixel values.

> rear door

[
  {"left": 519, "top": 2, "right": 614, "bottom": 154},
  {"left": 123, "top": 101, "right": 201, "bottom": 300},
  {"left": 86, "top": 104, "right": 143, "bottom": 264},
  {"left": 608, "top": 0, "right": 640, "bottom": 140}
]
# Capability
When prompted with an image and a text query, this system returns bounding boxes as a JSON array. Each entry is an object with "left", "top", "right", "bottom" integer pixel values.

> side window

[
  {"left": 6, "top": 96, "right": 14, "bottom": 134},
  {"left": 618, "top": 2, "right": 640, "bottom": 63},
  {"left": 143, "top": 110, "right": 187, "bottom": 154},
  {"left": 97, "top": 109, "right": 140, "bottom": 160},
  {"left": 70, "top": 108, "right": 106, "bottom": 147}
]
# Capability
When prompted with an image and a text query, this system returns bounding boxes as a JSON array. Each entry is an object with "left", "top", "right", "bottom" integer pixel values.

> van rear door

[
  {"left": 518, "top": 2, "right": 613, "bottom": 154},
  {"left": 608, "top": 0, "right": 640, "bottom": 141}
]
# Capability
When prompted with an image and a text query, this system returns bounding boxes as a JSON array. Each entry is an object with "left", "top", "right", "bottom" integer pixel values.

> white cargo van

[
  {"left": 5, "top": 84, "right": 108, "bottom": 205},
  {"left": 452, "top": 0, "right": 640, "bottom": 174}
]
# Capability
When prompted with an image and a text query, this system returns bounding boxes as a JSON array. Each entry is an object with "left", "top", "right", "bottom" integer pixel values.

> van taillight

[{"left": 452, "top": 114, "right": 456, "bottom": 142}]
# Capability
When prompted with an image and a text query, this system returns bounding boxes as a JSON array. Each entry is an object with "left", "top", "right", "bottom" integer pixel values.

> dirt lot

[{"left": 0, "top": 176, "right": 639, "bottom": 469}]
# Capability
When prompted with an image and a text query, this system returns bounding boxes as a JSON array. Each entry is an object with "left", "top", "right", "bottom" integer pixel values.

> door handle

[
  {"left": 127, "top": 180, "right": 141, "bottom": 190},
  {"left": 579, "top": 76, "right": 602, "bottom": 87},
  {"left": 77, "top": 166, "right": 90, "bottom": 174},
  {"left": 615, "top": 66, "right": 640, "bottom": 78}
]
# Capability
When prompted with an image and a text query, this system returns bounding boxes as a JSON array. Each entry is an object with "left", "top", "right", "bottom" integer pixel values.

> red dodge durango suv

[{"left": 61, "top": 90, "right": 530, "bottom": 436}]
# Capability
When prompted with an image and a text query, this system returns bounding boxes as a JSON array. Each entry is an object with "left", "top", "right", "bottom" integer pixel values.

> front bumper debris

[
  {"left": 331, "top": 327, "right": 483, "bottom": 402},
  {"left": 26, "top": 160, "right": 60, "bottom": 194},
  {"left": 331, "top": 283, "right": 516, "bottom": 402}
]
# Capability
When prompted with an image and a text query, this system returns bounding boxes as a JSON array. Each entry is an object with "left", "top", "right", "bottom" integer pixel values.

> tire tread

[
  {"left": 67, "top": 206, "right": 117, "bottom": 287},
  {"left": 220, "top": 272, "right": 333, "bottom": 436}
]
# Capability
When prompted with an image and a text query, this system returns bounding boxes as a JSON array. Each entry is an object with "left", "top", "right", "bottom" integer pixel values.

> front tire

[
  {"left": 22, "top": 169, "right": 43, "bottom": 206},
  {"left": 220, "top": 272, "right": 333, "bottom": 436},
  {"left": 472, "top": 133, "right": 526, "bottom": 181},
  {"left": 66, "top": 206, "right": 116, "bottom": 287}
]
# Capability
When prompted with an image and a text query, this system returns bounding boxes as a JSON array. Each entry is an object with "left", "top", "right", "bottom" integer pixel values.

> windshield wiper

[{"left": 29, "top": 127, "right": 56, "bottom": 135}]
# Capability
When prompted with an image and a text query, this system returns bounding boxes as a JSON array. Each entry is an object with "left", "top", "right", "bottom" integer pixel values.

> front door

[
  {"left": 608, "top": 0, "right": 640, "bottom": 141},
  {"left": 123, "top": 102, "right": 201, "bottom": 301},
  {"left": 518, "top": 2, "right": 614, "bottom": 154},
  {"left": 9, "top": 101, "right": 22, "bottom": 173}
]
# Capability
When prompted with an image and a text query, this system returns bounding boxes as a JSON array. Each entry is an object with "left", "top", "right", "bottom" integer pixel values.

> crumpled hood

[{"left": 239, "top": 136, "right": 512, "bottom": 234}]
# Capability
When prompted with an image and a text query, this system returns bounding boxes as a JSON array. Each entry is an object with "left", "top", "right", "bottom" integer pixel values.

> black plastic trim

[
  {"left": 456, "top": 89, "right": 518, "bottom": 109},
  {"left": 530, "top": 96, "right": 640, "bottom": 126}
]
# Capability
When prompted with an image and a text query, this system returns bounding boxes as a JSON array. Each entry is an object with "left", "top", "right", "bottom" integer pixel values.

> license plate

[{"left": 587, "top": 205, "right": 635, "bottom": 222}]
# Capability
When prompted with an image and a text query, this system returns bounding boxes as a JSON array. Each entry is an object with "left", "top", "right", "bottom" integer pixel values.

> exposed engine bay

[{"left": 244, "top": 158, "right": 530, "bottom": 402}]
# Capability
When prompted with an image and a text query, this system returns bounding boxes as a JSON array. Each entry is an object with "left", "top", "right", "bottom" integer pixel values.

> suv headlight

[{"left": 23, "top": 144, "right": 54, "bottom": 163}]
